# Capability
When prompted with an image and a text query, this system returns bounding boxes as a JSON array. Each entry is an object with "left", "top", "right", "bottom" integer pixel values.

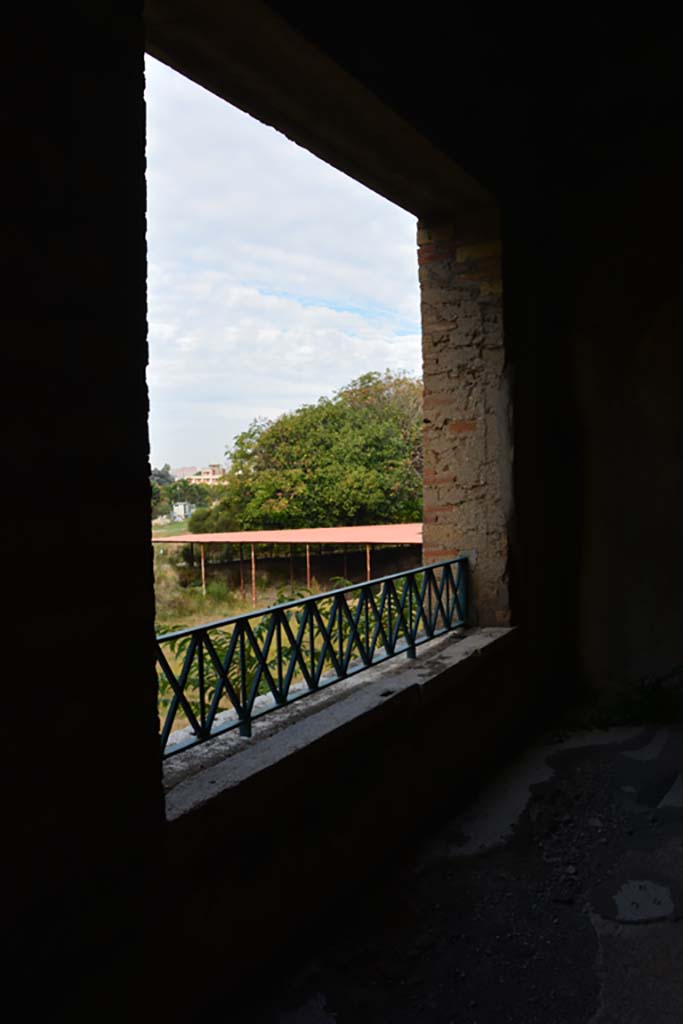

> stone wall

[{"left": 419, "top": 216, "right": 512, "bottom": 626}]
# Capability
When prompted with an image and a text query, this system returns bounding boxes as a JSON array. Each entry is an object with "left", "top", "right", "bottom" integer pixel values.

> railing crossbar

[
  {"left": 243, "top": 614, "right": 280, "bottom": 709},
  {"left": 367, "top": 584, "right": 391, "bottom": 660},
  {"left": 312, "top": 599, "right": 344, "bottom": 686},
  {"left": 428, "top": 567, "right": 451, "bottom": 635},
  {"left": 342, "top": 590, "right": 373, "bottom": 669},
  {"left": 204, "top": 629, "right": 242, "bottom": 729},
  {"left": 284, "top": 605, "right": 316, "bottom": 693},
  {"left": 157, "top": 634, "right": 203, "bottom": 750},
  {"left": 157, "top": 557, "right": 468, "bottom": 757}
]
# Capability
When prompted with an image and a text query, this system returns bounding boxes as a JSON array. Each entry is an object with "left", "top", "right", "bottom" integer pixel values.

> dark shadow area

[{"left": 223, "top": 725, "right": 683, "bottom": 1024}]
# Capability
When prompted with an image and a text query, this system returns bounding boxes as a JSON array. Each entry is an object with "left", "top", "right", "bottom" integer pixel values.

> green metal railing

[{"left": 156, "top": 557, "right": 467, "bottom": 757}]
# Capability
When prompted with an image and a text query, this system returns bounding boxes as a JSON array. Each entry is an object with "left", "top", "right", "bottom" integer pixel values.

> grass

[
  {"left": 153, "top": 549, "right": 317, "bottom": 633},
  {"left": 152, "top": 519, "right": 192, "bottom": 537},
  {"left": 154, "top": 555, "right": 366, "bottom": 741},
  {"left": 154, "top": 549, "right": 312, "bottom": 737},
  {"left": 153, "top": 549, "right": 441, "bottom": 744}
]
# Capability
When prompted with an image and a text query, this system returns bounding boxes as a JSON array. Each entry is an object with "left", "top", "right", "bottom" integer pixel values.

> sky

[{"left": 145, "top": 56, "right": 421, "bottom": 470}]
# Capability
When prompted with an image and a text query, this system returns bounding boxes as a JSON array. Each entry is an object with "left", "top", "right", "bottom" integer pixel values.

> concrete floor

[{"left": 239, "top": 724, "right": 683, "bottom": 1024}]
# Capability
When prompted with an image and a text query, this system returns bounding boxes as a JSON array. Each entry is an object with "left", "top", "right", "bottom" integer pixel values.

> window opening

[{"left": 145, "top": 57, "right": 436, "bottom": 754}]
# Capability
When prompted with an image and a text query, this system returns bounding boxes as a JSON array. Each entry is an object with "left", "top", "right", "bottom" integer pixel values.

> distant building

[
  {"left": 187, "top": 464, "right": 225, "bottom": 486},
  {"left": 171, "top": 501, "right": 196, "bottom": 522},
  {"left": 170, "top": 465, "right": 198, "bottom": 481}
]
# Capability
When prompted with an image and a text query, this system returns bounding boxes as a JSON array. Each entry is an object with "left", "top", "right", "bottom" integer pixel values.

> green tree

[
  {"left": 151, "top": 463, "right": 174, "bottom": 486},
  {"left": 151, "top": 479, "right": 171, "bottom": 518},
  {"left": 187, "top": 506, "right": 213, "bottom": 532},
  {"left": 151, "top": 477, "right": 217, "bottom": 523},
  {"left": 190, "top": 370, "right": 423, "bottom": 532},
  {"left": 166, "top": 479, "right": 213, "bottom": 507}
]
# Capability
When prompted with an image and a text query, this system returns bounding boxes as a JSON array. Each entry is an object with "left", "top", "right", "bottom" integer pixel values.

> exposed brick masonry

[{"left": 419, "top": 219, "right": 511, "bottom": 626}]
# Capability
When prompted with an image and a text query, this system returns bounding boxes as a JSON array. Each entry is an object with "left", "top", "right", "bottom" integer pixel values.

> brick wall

[{"left": 418, "top": 218, "right": 512, "bottom": 626}]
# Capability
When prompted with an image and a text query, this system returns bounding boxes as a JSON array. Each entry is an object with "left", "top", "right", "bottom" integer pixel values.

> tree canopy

[
  {"left": 151, "top": 477, "right": 215, "bottom": 519},
  {"left": 188, "top": 371, "right": 423, "bottom": 532},
  {"left": 151, "top": 463, "right": 174, "bottom": 486}
]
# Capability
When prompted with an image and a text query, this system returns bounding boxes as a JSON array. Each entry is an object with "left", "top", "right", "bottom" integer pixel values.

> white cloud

[{"left": 145, "top": 56, "right": 421, "bottom": 467}]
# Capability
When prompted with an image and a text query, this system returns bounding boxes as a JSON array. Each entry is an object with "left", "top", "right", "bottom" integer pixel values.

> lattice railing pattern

[{"left": 156, "top": 557, "right": 467, "bottom": 757}]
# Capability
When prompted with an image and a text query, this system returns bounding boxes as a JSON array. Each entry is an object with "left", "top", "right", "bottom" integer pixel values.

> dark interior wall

[
  {"left": 264, "top": 2, "right": 533, "bottom": 198},
  {"left": 565, "top": 133, "right": 683, "bottom": 689},
  {"left": 504, "top": 188, "right": 586, "bottom": 698},
  {"left": 507, "top": 61, "right": 683, "bottom": 696},
  {"left": 518, "top": 29, "right": 683, "bottom": 695},
  {"left": 2, "top": 5, "right": 163, "bottom": 1015}
]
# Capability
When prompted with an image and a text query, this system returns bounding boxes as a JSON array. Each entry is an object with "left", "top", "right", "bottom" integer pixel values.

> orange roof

[{"left": 152, "top": 523, "right": 422, "bottom": 546}]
